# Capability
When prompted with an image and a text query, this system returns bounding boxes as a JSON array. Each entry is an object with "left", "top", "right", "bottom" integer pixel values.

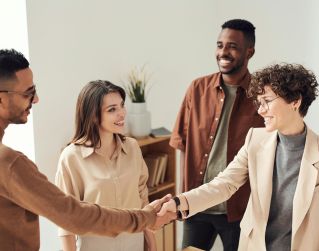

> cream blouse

[{"left": 55, "top": 135, "right": 149, "bottom": 236}]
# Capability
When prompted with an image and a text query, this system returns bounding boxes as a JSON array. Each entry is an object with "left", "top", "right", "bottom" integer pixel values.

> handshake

[{"left": 146, "top": 194, "right": 185, "bottom": 231}]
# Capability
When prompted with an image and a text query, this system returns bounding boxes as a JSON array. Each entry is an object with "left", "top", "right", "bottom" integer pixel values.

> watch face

[{"left": 173, "top": 196, "right": 180, "bottom": 206}]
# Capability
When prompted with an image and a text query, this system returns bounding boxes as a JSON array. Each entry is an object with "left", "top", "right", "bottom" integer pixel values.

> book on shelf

[
  {"left": 150, "top": 127, "right": 171, "bottom": 138},
  {"left": 144, "top": 155, "right": 160, "bottom": 187},
  {"left": 144, "top": 153, "right": 168, "bottom": 188},
  {"left": 154, "top": 153, "right": 168, "bottom": 186},
  {"left": 159, "top": 153, "right": 168, "bottom": 184}
]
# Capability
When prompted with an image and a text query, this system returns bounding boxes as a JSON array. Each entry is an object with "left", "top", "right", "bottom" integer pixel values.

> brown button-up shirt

[
  {"left": 0, "top": 128, "right": 155, "bottom": 251},
  {"left": 170, "top": 71, "right": 264, "bottom": 221}
]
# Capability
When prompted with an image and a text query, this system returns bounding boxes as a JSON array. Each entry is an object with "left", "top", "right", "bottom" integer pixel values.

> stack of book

[{"left": 144, "top": 153, "right": 168, "bottom": 189}]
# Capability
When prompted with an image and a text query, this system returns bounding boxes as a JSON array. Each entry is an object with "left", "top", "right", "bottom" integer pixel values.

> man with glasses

[
  {"left": 0, "top": 49, "right": 175, "bottom": 251},
  {"left": 170, "top": 19, "right": 264, "bottom": 251}
]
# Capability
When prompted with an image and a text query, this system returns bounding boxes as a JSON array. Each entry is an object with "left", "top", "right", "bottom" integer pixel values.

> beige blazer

[{"left": 184, "top": 127, "right": 319, "bottom": 251}]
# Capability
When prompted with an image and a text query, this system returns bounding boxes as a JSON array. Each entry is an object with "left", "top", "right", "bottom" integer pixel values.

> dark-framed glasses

[
  {"left": 253, "top": 96, "right": 279, "bottom": 111},
  {"left": 0, "top": 85, "right": 37, "bottom": 102}
]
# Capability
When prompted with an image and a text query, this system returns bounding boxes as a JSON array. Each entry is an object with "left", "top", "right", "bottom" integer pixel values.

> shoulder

[
  {"left": 250, "top": 127, "right": 273, "bottom": 139},
  {"left": 59, "top": 143, "right": 83, "bottom": 161},
  {"left": 186, "top": 72, "right": 220, "bottom": 98},
  {"left": 0, "top": 143, "right": 25, "bottom": 167},
  {"left": 61, "top": 143, "right": 82, "bottom": 155},
  {"left": 122, "top": 136, "right": 140, "bottom": 152},
  {"left": 191, "top": 72, "right": 219, "bottom": 87},
  {"left": 245, "top": 128, "right": 276, "bottom": 148}
]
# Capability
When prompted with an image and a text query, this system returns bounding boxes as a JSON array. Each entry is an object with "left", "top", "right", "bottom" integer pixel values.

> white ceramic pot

[{"left": 127, "top": 102, "right": 151, "bottom": 138}]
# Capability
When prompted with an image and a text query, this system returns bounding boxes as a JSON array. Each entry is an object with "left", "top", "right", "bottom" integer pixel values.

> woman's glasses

[{"left": 253, "top": 96, "right": 279, "bottom": 111}]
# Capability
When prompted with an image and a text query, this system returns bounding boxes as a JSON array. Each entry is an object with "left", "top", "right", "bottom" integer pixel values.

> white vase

[{"left": 127, "top": 102, "right": 151, "bottom": 138}]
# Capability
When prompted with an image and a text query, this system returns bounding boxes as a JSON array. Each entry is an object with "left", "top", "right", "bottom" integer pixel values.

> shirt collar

[
  {"left": 80, "top": 134, "right": 128, "bottom": 159},
  {"left": 212, "top": 70, "right": 251, "bottom": 90}
]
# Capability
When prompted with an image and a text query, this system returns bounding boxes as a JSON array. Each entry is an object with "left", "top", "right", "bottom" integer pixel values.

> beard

[
  {"left": 8, "top": 100, "right": 31, "bottom": 124},
  {"left": 9, "top": 111, "right": 28, "bottom": 124},
  {"left": 217, "top": 55, "right": 246, "bottom": 75}
]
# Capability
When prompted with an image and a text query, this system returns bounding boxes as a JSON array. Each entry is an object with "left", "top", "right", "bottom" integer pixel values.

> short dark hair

[
  {"left": 248, "top": 63, "right": 318, "bottom": 117},
  {"left": 222, "top": 19, "right": 255, "bottom": 47},
  {"left": 71, "top": 80, "right": 126, "bottom": 148},
  {"left": 0, "top": 49, "right": 29, "bottom": 82}
]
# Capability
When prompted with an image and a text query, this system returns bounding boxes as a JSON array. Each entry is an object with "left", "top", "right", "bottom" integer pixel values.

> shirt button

[
  {"left": 210, "top": 135, "right": 213, "bottom": 139},
  {"left": 215, "top": 118, "right": 219, "bottom": 121},
  {"left": 200, "top": 171, "right": 203, "bottom": 175},
  {"left": 220, "top": 99, "right": 224, "bottom": 102},
  {"left": 204, "top": 153, "right": 208, "bottom": 157}
]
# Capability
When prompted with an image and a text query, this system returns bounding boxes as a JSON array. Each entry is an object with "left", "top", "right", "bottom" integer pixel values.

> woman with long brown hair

[{"left": 55, "top": 80, "right": 156, "bottom": 251}]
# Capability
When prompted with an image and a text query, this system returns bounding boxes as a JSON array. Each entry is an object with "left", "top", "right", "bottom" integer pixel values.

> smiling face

[
  {"left": 0, "top": 68, "right": 39, "bottom": 125},
  {"left": 216, "top": 28, "right": 254, "bottom": 77},
  {"left": 257, "top": 86, "right": 304, "bottom": 135},
  {"left": 99, "top": 92, "right": 126, "bottom": 135}
]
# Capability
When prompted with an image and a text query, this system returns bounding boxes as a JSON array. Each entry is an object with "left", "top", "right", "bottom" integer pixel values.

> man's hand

[
  {"left": 151, "top": 211, "right": 176, "bottom": 231},
  {"left": 157, "top": 199, "right": 177, "bottom": 216},
  {"left": 146, "top": 194, "right": 177, "bottom": 230},
  {"left": 148, "top": 194, "right": 172, "bottom": 212}
]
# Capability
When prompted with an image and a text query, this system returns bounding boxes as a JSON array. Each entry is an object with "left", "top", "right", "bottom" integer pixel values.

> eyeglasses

[
  {"left": 253, "top": 96, "right": 279, "bottom": 111},
  {"left": 0, "top": 85, "right": 37, "bottom": 102}
]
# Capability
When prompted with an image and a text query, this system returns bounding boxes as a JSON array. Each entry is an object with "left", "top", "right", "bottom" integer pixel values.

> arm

[
  {"left": 138, "top": 153, "right": 151, "bottom": 208},
  {"left": 178, "top": 150, "right": 185, "bottom": 194},
  {"left": 159, "top": 128, "right": 254, "bottom": 217},
  {"left": 60, "top": 235, "right": 76, "bottom": 251},
  {"left": 55, "top": 155, "right": 81, "bottom": 238},
  {"left": 138, "top": 150, "right": 157, "bottom": 250},
  {"left": 7, "top": 155, "right": 158, "bottom": 237}
]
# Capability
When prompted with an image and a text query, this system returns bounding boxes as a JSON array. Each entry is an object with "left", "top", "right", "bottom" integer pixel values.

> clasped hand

[{"left": 147, "top": 194, "right": 177, "bottom": 230}]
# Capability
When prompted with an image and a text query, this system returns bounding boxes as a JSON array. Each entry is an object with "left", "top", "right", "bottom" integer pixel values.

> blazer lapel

[
  {"left": 292, "top": 128, "right": 319, "bottom": 238},
  {"left": 256, "top": 131, "right": 278, "bottom": 219}
]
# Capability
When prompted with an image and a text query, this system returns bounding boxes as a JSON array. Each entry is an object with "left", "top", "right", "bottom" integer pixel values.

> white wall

[
  {"left": 0, "top": 0, "right": 35, "bottom": 160},
  {"left": 25, "top": 1, "right": 319, "bottom": 250}
]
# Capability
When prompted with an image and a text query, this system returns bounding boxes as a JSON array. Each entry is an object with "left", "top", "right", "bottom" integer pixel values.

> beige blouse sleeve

[
  {"left": 134, "top": 141, "right": 149, "bottom": 208},
  {"left": 55, "top": 153, "right": 81, "bottom": 236},
  {"left": 139, "top": 159, "right": 150, "bottom": 207}
]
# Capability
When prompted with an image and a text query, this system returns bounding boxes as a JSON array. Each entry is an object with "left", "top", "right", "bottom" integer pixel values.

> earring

[{"left": 294, "top": 107, "right": 297, "bottom": 111}]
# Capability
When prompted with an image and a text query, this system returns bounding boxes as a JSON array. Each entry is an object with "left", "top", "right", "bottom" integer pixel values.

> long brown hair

[{"left": 70, "top": 80, "right": 126, "bottom": 148}]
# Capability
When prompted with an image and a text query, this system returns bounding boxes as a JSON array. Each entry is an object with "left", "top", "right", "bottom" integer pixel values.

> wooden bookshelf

[{"left": 136, "top": 136, "right": 176, "bottom": 251}]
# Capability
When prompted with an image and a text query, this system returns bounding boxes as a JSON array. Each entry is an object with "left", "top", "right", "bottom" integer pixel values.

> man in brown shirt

[
  {"left": 0, "top": 49, "right": 175, "bottom": 251},
  {"left": 170, "top": 19, "right": 264, "bottom": 251}
]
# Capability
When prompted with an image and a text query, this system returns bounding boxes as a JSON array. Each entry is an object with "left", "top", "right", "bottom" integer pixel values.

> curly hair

[{"left": 248, "top": 63, "right": 318, "bottom": 117}]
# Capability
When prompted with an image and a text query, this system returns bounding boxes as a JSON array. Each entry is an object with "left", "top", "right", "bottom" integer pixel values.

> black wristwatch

[{"left": 173, "top": 196, "right": 183, "bottom": 220}]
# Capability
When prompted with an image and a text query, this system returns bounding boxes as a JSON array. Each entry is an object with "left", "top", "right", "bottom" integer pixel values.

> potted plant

[
  {"left": 123, "top": 65, "right": 150, "bottom": 103},
  {"left": 123, "top": 65, "right": 152, "bottom": 138}
]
